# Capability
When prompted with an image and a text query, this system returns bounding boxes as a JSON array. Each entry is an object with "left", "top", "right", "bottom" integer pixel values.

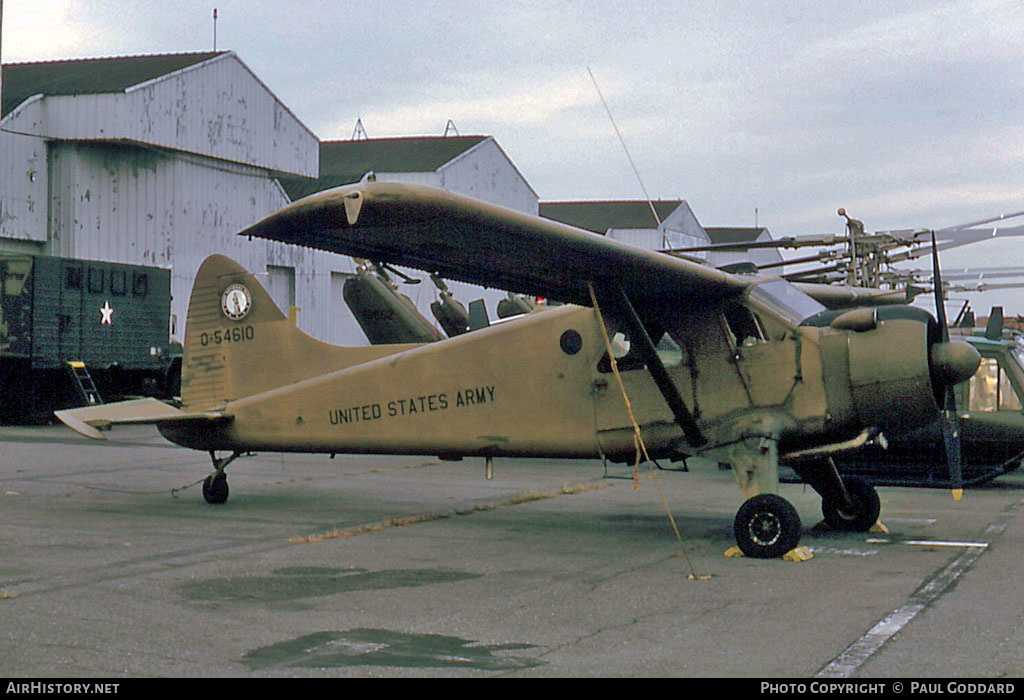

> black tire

[
  {"left": 734, "top": 494, "right": 802, "bottom": 559},
  {"left": 822, "top": 476, "right": 880, "bottom": 532},
  {"left": 203, "top": 472, "right": 229, "bottom": 504}
]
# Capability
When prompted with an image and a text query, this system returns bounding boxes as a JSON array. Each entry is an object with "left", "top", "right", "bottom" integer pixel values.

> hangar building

[
  {"left": 1, "top": 52, "right": 537, "bottom": 347},
  {"left": 704, "top": 227, "right": 783, "bottom": 270},
  {"left": 281, "top": 135, "right": 537, "bottom": 213},
  {"left": 0, "top": 51, "right": 334, "bottom": 342},
  {"left": 278, "top": 135, "right": 539, "bottom": 344},
  {"left": 540, "top": 201, "right": 784, "bottom": 272},
  {"left": 539, "top": 199, "right": 710, "bottom": 252}
]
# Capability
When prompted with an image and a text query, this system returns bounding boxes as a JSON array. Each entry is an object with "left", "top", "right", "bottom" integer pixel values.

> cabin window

[
  {"left": 722, "top": 302, "right": 766, "bottom": 348},
  {"left": 598, "top": 332, "right": 641, "bottom": 373},
  {"left": 597, "top": 325, "right": 683, "bottom": 373}
]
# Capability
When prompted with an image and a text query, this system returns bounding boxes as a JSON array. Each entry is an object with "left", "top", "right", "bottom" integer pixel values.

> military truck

[{"left": 0, "top": 253, "right": 177, "bottom": 423}]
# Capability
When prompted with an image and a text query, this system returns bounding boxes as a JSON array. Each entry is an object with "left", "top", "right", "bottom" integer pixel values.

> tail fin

[
  {"left": 985, "top": 306, "right": 1004, "bottom": 340},
  {"left": 468, "top": 299, "right": 491, "bottom": 331},
  {"left": 182, "top": 255, "right": 414, "bottom": 410},
  {"left": 54, "top": 255, "right": 417, "bottom": 440}
]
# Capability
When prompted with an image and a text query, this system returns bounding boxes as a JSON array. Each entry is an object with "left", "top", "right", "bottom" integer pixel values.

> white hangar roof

[{"left": 2, "top": 51, "right": 318, "bottom": 178}]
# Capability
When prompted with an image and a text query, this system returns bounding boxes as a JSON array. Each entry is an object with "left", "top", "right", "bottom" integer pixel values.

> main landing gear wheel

[
  {"left": 821, "top": 476, "right": 880, "bottom": 532},
  {"left": 734, "top": 494, "right": 802, "bottom": 559},
  {"left": 202, "top": 472, "right": 229, "bottom": 504}
]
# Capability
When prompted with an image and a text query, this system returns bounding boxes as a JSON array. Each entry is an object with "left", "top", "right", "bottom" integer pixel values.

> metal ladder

[{"left": 66, "top": 361, "right": 103, "bottom": 406}]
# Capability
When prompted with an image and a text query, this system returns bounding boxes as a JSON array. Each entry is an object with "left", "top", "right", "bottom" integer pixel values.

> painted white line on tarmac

[{"left": 817, "top": 511, "right": 1015, "bottom": 678}]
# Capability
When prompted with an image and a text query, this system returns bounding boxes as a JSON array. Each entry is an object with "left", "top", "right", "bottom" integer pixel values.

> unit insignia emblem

[{"left": 221, "top": 284, "right": 252, "bottom": 321}]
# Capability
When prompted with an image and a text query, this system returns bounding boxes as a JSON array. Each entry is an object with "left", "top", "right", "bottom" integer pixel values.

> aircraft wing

[
  {"left": 55, "top": 398, "right": 231, "bottom": 440},
  {"left": 240, "top": 182, "right": 746, "bottom": 309}
]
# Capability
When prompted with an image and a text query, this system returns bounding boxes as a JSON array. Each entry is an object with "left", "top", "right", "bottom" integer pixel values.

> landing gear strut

[
  {"left": 792, "top": 459, "right": 880, "bottom": 532},
  {"left": 820, "top": 475, "right": 880, "bottom": 532},
  {"left": 203, "top": 450, "right": 243, "bottom": 504},
  {"left": 722, "top": 425, "right": 802, "bottom": 558}
]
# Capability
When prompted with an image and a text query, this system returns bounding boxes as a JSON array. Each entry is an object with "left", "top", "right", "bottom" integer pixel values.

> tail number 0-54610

[{"left": 200, "top": 326, "right": 255, "bottom": 347}]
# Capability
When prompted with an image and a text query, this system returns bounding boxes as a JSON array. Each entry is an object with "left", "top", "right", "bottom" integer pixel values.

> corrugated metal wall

[
  {"left": 1, "top": 53, "right": 543, "bottom": 349},
  {"left": 0, "top": 98, "right": 48, "bottom": 244},
  {"left": 36, "top": 54, "right": 317, "bottom": 179},
  {"left": 438, "top": 138, "right": 538, "bottom": 214},
  {"left": 44, "top": 139, "right": 357, "bottom": 344}
]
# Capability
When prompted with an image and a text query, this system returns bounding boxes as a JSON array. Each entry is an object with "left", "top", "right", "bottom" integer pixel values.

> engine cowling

[{"left": 809, "top": 306, "right": 980, "bottom": 436}]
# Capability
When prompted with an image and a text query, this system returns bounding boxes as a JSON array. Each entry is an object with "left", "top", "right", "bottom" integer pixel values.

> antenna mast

[
  {"left": 213, "top": 8, "right": 218, "bottom": 50},
  {"left": 587, "top": 67, "right": 663, "bottom": 241}
]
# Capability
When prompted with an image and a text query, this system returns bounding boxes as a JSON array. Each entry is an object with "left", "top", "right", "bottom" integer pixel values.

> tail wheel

[
  {"left": 734, "top": 494, "right": 802, "bottom": 559},
  {"left": 203, "top": 472, "right": 229, "bottom": 504},
  {"left": 822, "top": 476, "right": 880, "bottom": 532}
]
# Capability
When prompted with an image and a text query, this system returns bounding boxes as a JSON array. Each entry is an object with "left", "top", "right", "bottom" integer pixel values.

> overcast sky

[{"left": 5, "top": 0, "right": 1023, "bottom": 314}]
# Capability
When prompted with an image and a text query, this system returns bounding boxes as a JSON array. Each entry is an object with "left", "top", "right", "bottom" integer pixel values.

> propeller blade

[
  {"left": 931, "top": 232, "right": 949, "bottom": 342},
  {"left": 942, "top": 387, "right": 964, "bottom": 501},
  {"left": 931, "top": 231, "right": 963, "bottom": 500}
]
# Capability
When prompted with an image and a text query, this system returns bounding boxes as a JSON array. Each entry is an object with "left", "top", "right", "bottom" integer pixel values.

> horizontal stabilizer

[{"left": 55, "top": 397, "right": 231, "bottom": 441}]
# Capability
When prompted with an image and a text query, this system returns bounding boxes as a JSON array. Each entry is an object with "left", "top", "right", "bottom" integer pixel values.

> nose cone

[{"left": 930, "top": 339, "right": 981, "bottom": 386}]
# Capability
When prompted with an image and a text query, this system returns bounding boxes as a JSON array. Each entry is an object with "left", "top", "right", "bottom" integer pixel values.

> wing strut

[{"left": 601, "top": 284, "right": 707, "bottom": 447}]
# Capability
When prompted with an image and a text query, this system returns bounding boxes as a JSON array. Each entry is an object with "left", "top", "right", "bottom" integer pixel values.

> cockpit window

[
  {"left": 723, "top": 302, "right": 766, "bottom": 347},
  {"left": 747, "top": 279, "right": 826, "bottom": 327}
]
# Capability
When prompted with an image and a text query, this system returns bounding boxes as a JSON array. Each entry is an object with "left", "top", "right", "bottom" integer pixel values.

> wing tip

[{"left": 54, "top": 409, "right": 107, "bottom": 440}]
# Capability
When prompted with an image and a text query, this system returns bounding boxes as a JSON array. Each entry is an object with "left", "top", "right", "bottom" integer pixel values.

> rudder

[
  {"left": 181, "top": 255, "right": 288, "bottom": 408},
  {"left": 181, "top": 255, "right": 420, "bottom": 411}
]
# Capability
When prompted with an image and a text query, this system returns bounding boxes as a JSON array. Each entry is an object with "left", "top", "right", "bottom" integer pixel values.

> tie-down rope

[{"left": 587, "top": 283, "right": 706, "bottom": 580}]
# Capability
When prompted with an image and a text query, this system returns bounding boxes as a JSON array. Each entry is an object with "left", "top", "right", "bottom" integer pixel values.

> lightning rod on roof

[{"left": 212, "top": 9, "right": 218, "bottom": 51}]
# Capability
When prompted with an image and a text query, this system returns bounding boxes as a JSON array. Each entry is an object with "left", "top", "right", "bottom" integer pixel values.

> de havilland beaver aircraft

[{"left": 55, "top": 182, "right": 981, "bottom": 558}]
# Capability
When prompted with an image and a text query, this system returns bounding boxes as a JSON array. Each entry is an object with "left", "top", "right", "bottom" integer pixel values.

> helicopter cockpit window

[
  {"left": 722, "top": 302, "right": 766, "bottom": 348},
  {"left": 968, "top": 357, "right": 1023, "bottom": 412}
]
